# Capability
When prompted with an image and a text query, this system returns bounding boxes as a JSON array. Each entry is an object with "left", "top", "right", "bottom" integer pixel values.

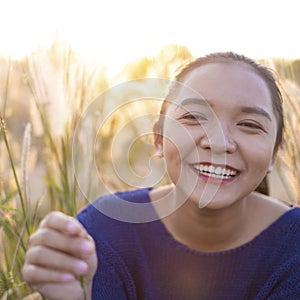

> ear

[
  {"left": 153, "top": 122, "right": 163, "bottom": 157},
  {"left": 268, "top": 145, "right": 279, "bottom": 174}
]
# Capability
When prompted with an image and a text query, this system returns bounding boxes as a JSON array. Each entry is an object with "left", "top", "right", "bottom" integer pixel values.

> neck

[{"left": 162, "top": 188, "right": 251, "bottom": 252}]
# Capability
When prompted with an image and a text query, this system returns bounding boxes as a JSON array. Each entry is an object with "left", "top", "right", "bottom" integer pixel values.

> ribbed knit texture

[{"left": 77, "top": 188, "right": 300, "bottom": 300}]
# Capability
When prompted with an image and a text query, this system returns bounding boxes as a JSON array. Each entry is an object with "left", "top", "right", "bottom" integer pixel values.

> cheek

[
  {"left": 240, "top": 136, "right": 275, "bottom": 169},
  {"left": 162, "top": 122, "right": 198, "bottom": 159},
  {"left": 163, "top": 138, "right": 181, "bottom": 161},
  {"left": 162, "top": 139, "right": 182, "bottom": 184}
]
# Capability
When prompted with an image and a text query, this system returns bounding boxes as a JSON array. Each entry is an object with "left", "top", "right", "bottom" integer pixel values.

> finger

[
  {"left": 29, "top": 228, "right": 95, "bottom": 256},
  {"left": 26, "top": 246, "right": 89, "bottom": 275},
  {"left": 31, "top": 282, "right": 86, "bottom": 300},
  {"left": 39, "top": 211, "right": 87, "bottom": 237},
  {"left": 22, "top": 264, "right": 76, "bottom": 284}
]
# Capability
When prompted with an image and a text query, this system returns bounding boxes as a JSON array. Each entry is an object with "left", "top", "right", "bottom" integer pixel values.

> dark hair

[{"left": 158, "top": 52, "right": 285, "bottom": 195}]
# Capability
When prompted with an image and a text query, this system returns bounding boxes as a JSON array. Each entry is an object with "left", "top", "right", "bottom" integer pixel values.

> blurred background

[{"left": 0, "top": 0, "right": 299, "bottom": 298}]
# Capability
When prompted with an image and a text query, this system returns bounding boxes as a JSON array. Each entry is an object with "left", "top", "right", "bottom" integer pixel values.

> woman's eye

[
  {"left": 181, "top": 114, "right": 207, "bottom": 122},
  {"left": 238, "top": 122, "right": 264, "bottom": 131}
]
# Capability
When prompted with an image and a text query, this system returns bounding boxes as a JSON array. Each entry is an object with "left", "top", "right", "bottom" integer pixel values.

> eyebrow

[
  {"left": 240, "top": 106, "right": 272, "bottom": 121},
  {"left": 175, "top": 98, "right": 272, "bottom": 121},
  {"left": 175, "top": 97, "right": 209, "bottom": 109}
]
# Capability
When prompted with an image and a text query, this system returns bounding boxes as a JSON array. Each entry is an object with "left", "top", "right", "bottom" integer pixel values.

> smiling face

[{"left": 155, "top": 62, "right": 278, "bottom": 209}]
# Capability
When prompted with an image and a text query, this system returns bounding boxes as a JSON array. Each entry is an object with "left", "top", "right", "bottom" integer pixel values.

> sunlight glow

[{"left": 0, "top": 0, "right": 299, "bottom": 75}]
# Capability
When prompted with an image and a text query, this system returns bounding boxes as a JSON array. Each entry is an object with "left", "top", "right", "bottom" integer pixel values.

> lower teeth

[{"left": 199, "top": 172, "right": 232, "bottom": 179}]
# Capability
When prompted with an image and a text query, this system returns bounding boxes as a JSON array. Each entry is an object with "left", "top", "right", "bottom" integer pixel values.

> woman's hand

[{"left": 22, "top": 211, "right": 97, "bottom": 300}]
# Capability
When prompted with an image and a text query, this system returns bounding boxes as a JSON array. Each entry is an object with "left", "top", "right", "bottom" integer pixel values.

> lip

[{"left": 190, "top": 162, "right": 240, "bottom": 184}]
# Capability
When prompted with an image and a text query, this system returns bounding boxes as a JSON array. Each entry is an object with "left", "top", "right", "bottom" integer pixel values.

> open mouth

[{"left": 192, "top": 163, "right": 238, "bottom": 180}]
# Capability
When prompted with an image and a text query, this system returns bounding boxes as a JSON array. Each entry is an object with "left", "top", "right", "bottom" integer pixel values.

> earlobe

[
  {"left": 268, "top": 145, "right": 279, "bottom": 174},
  {"left": 153, "top": 122, "right": 163, "bottom": 157},
  {"left": 267, "top": 156, "right": 275, "bottom": 174},
  {"left": 267, "top": 166, "right": 273, "bottom": 174},
  {"left": 156, "top": 146, "right": 164, "bottom": 158}
]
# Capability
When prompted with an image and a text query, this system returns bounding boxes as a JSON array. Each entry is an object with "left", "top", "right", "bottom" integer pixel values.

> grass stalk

[{"left": 0, "top": 115, "right": 30, "bottom": 236}]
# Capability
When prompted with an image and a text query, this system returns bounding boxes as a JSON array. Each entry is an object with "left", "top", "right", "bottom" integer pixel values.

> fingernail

[
  {"left": 80, "top": 241, "right": 94, "bottom": 252},
  {"left": 66, "top": 221, "right": 77, "bottom": 233},
  {"left": 74, "top": 261, "right": 88, "bottom": 273},
  {"left": 61, "top": 273, "right": 75, "bottom": 281}
]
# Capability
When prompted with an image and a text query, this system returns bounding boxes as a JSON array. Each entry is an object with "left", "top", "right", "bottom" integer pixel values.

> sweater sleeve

[
  {"left": 77, "top": 206, "right": 137, "bottom": 300},
  {"left": 256, "top": 255, "right": 300, "bottom": 300},
  {"left": 91, "top": 239, "right": 135, "bottom": 300}
]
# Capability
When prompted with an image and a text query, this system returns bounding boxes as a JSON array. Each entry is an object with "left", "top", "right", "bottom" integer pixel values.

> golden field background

[{"left": 0, "top": 42, "right": 299, "bottom": 299}]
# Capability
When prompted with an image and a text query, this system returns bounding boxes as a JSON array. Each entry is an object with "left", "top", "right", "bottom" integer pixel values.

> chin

[{"left": 194, "top": 195, "right": 239, "bottom": 210}]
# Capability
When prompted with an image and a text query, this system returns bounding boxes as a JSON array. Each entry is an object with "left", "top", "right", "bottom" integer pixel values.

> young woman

[{"left": 22, "top": 52, "right": 300, "bottom": 300}]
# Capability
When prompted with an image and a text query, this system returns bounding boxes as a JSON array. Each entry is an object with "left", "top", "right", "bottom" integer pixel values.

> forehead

[{"left": 169, "top": 62, "right": 272, "bottom": 110}]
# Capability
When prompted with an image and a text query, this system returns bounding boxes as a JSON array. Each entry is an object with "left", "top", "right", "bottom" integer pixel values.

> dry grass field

[{"left": 0, "top": 43, "right": 299, "bottom": 299}]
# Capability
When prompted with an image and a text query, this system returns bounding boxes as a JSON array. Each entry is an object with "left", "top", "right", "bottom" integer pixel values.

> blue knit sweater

[{"left": 77, "top": 188, "right": 300, "bottom": 300}]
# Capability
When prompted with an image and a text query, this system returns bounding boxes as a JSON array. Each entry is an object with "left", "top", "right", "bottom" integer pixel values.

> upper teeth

[{"left": 193, "top": 164, "right": 237, "bottom": 176}]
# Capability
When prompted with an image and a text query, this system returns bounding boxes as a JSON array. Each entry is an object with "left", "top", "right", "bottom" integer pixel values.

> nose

[{"left": 199, "top": 126, "right": 237, "bottom": 154}]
